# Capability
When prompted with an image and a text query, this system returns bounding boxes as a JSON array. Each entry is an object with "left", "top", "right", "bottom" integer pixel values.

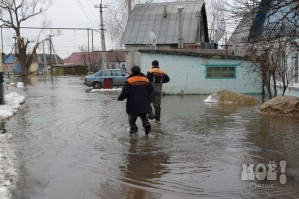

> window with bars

[{"left": 206, "top": 65, "right": 236, "bottom": 79}]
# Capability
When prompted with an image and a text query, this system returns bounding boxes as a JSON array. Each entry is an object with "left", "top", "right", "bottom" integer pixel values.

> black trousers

[{"left": 128, "top": 113, "right": 150, "bottom": 131}]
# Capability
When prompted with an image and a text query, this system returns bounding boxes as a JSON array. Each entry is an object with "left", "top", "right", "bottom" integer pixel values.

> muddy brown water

[{"left": 3, "top": 76, "right": 299, "bottom": 199}]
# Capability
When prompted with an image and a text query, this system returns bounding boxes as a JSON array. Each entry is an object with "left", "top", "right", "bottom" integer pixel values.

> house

[
  {"left": 32, "top": 54, "right": 64, "bottom": 74},
  {"left": 227, "top": 0, "right": 299, "bottom": 96},
  {"left": 2, "top": 54, "right": 23, "bottom": 74},
  {"left": 122, "top": 0, "right": 210, "bottom": 68},
  {"left": 52, "top": 64, "right": 88, "bottom": 76},
  {"left": 2, "top": 54, "right": 17, "bottom": 73},
  {"left": 226, "top": 13, "right": 253, "bottom": 56},
  {"left": 139, "top": 49, "right": 261, "bottom": 95},
  {"left": 1, "top": 53, "right": 63, "bottom": 75},
  {"left": 65, "top": 50, "right": 126, "bottom": 72}
]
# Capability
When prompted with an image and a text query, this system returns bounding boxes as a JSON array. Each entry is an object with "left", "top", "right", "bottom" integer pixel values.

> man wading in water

[
  {"left": 118, "top": 66, "right": 153, "bottom": 135},
  {"left": 146, "top": 60, "right": 170, "bottom": 122}
]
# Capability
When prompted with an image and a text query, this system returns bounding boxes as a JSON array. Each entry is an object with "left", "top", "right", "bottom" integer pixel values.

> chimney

[
  {"left": 177, "top": 6, "right": 184, "bottom": 48},
  {"left": 163, "top": 4, "right": 167, "bottom": 18}
]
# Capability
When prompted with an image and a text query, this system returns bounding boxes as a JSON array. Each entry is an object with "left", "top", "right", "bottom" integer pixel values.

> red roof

[{"left": 65, "top": 50, "right": 126, "bottom": 65}]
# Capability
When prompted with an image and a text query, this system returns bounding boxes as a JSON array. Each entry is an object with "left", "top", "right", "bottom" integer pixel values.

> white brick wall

[{"left": 141, "top": 52, "right": 262, "bottom": 94}]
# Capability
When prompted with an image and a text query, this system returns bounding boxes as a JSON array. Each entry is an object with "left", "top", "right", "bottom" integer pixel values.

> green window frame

[{"left": 205, "top": 65, "right": 236, "bottom": 79}]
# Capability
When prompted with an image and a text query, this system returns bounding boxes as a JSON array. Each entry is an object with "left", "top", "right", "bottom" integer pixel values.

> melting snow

[
  {"left": 0, "top": 92, "right": 24, "bottom": 199},
  {"left": 0, "top": 92, "right": 25, "bottom": 119}
]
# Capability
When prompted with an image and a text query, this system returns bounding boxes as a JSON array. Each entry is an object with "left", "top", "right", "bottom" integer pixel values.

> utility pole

[
  {"left": 43, "top": 41, "right": 47, "bottom": 75},
  {"left": 95, "top": 0, "right": 107, "bottom": 69},
  {"left": 87, "top": 29, "right": 90, "bottom": 74},
  {"left": 0, "top": 47, "right": 3, "bottom": 105},
  {"left": 91, "top": 29, "right": 94, "bottom": 52},
  {"left": 49, "top": 34, "right": 53, "bottom": 75},
  {"left": 0, "top": 26, "right": 3, "bottom": 53},
  {"left": 127, "top": 0, "right": 132, "bottom": 15}
]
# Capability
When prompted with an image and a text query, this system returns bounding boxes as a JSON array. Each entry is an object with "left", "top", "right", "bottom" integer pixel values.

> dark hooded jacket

[
  {"left": 146, "top": 66, "right": 170, "bottom": 84},
  {"left": 118, "top": 73, "right": 154, "bottom": 115}
]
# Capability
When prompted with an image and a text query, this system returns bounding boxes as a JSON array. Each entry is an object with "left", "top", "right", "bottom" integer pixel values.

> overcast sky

[
  {"left": 1, "top": 0, "right": 111, "bottom": 59},
  {"left": 1, "top": 0, "right": 232, "bottom": 59}
]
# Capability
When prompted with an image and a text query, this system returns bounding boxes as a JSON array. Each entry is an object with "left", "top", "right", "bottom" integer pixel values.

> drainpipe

[
  {"left": 177, "top": 6, "right": 184, "bottom": 49},
  {"left": 0, "top": 49, "right": 3, "bottom": 105},
  {"left": 196, "top": 11, "right": 201, "bottom": 43},
  {"left": 163, "top": 4, "right": 167, "bottom": 18},
  {"left": 295, "top": 52, "right": 298, "bottom": 83}
]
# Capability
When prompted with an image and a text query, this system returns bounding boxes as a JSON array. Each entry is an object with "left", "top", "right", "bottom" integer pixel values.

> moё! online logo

[{"left": 241, "top": 160, "right": 287, "bottom": 184}]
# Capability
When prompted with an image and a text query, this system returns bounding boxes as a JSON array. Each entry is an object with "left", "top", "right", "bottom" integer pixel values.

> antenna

[{"left": 148, "top": 31, "right": 157, "bottom": 50}]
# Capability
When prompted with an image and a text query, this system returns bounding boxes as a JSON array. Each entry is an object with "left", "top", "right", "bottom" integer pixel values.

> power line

[
  {"left": 75, "top": 0, "right": 98, "bottom": 27},
  {"left": 85, "top": 0, "right": 100, "bottom": 19}
]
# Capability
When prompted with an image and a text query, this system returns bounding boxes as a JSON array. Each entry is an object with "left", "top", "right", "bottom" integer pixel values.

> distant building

[
  {"left": 3, "top": 54, "right": 16, "bottom": 73},
  {"left": 65, "top": 50, "right": 126, "bottom": 72},
  {"left": 2, "top": 53, "right": 64, "bottom": 75},
  {"left": 140, "top": 49, "right": 261, "bottom": 95},
  {"left": 122, "top": 0, "right": 211, "bottom": 68},
  {"left": 52, "top": 64, "right": 88, "bottom": 76},
  {"left": 32, "top": 54, "right": 64, "bottom": 74},
  {"left": 2, "top": 54, "right": 21, "bottom": 74}
]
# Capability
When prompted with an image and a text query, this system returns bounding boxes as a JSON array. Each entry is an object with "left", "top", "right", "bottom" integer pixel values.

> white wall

[{"left": 141, "top": 52, "right": 262, "bottom": 94}]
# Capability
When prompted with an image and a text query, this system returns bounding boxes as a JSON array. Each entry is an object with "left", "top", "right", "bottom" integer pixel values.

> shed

[
  {"left": 122, "top": 0, "right": 209, "bottom": 68},
  {"left": 140, "top": 49, "right": 261, "bottom": 95}
]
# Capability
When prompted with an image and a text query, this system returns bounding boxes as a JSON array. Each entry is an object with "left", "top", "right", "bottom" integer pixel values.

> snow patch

[
  {"left": 0, "top": 92, "right": 24, "bottom": 199},
  {"left": 0, "top": 92, "right": 25, "bottom": 119},
  {"left": 290, "top": 83, "right": 299, "bottom": 88},
  {"left": 0, "top": 134, "right": 20, "bottom": 199},
  {"left": 16, "top": 82, "right": 24, "bottom": 88},
  {"left": 8, "top": 82, "right": 25, "bottom": 88},
  {"left": 204, "top": 94, "right": 219, "bottom": 103},
  {"left": 90, "top": 88, "right": 122, "bottom": 92}
]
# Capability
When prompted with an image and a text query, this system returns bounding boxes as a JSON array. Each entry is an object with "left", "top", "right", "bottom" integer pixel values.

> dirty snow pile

[
  {"left": 204, "top": 90, "right": 259, "bottom": 105},
  {"left": 0, "top": 92, "right": 24, "bottom": 199},
  {"left": 9, "top": 82, "right": 25, "bottom": 88},
  {"left": 259, "top": 96, "right": 299, "bottom": 116},
  {"left": 0, "top": 92, "right": 25, "bottom": 119},
  {"left": 0, "top": 134, "right": 20, "bottom": 199},
  {"left": 90, "top": 88, "right": 122, "bottom": 92}
]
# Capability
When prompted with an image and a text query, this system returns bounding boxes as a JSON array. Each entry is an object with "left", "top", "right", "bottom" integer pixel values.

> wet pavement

[{"left": 4, "top": 76, "right": 299, "bottom": 199}]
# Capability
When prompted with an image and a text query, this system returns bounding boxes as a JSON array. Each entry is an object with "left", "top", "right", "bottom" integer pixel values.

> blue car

[{"left": 84, "top": 69, "right": 130, "bottom": 89}]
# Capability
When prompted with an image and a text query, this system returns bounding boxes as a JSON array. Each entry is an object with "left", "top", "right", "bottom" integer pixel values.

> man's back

[{"left": 118, "top": 73, "right": 153, "bottom": 115}]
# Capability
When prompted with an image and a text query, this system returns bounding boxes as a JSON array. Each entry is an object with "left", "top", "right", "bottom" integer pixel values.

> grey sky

[
  {"left": 1, "top": 0, "right": 233, "bottom": 59},
  {"left": 1, "top": 0, "right": 109, "bottom": 59}
]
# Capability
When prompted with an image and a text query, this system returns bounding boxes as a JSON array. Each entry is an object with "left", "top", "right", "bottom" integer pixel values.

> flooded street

[{"left": 4, "top": 76, "right": 299, "bottom": 199}]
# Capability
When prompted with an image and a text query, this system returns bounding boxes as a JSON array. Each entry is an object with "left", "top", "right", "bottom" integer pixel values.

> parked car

[{"left": 84, "top": 69, "right": 130, "bottom": 89}]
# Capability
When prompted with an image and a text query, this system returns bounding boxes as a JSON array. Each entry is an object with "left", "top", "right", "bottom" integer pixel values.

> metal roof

[{"left": 122, "top": 0, "right": 206, "bottom": 45}]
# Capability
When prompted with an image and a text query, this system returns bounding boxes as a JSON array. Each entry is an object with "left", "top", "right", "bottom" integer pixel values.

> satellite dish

[{"left": 149, "top": 31, "right": 157, "bottom": 50}]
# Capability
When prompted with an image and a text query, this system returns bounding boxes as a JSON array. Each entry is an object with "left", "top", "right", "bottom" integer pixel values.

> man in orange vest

[
  {"left": 146, "top": 60, "right": 170, "bottom": 122},
  {"left": 118, "top": 66, "right": 153, "bottom": 135}
]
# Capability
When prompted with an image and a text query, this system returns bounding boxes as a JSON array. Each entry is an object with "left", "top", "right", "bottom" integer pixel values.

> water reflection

[
  {"left": 5, "top": 77, "right": 299, "bottom": 199},
  {"left": 242, "top": 113, "right": 299, "bottom": 198},
  {"left": 121, "top": 137, "right": 169, "bottom": 199}
]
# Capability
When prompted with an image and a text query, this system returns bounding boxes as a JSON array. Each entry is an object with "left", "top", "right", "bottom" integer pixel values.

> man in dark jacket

[
  {"left": 146, "top": 60, "right": 170, "bottom": 122},
  {"left": 118, "top": 66, "right": 154, "bottom": 135}
]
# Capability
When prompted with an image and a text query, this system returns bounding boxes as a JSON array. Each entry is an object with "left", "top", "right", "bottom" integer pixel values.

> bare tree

[
  {"left": 225, "top": 0, "right": 298, "bottom": 99},
  {"left": 224, "top": 0, "right": 298, "bottom": 40},
  {"left": 79, "top": 45, "right": 101, "bottom": 72},
  {"left": 0, "top": 0, "right": 52, "bottom": 76},
  {"left": 206, "top": 0, "right": 225, "bottom": 42}
]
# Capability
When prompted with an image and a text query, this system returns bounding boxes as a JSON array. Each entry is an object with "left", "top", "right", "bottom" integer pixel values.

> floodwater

[{"left": 4, "top": 76, "right": 299, "bottom": 199}]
